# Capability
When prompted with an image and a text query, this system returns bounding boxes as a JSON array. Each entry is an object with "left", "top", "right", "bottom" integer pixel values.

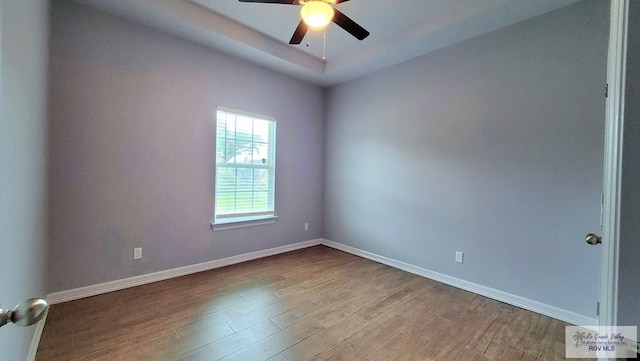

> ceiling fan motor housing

[{"left": 301, "top": 1, "right": 335, "bottom": 29}]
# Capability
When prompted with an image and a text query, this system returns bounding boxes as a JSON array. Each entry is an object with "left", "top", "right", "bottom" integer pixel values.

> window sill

[{"left": 211, "top": 215, "right": 278, "bottom": 231}]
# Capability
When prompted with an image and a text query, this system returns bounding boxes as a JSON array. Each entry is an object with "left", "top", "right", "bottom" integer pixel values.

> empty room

[{"left": 1, "top": 0, "right": 639, "bottom": 360}]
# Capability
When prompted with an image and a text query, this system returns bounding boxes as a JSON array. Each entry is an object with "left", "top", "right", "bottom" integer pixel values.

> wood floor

[{"left": 37, "top": 245, "right": 584, "bottom": 361}]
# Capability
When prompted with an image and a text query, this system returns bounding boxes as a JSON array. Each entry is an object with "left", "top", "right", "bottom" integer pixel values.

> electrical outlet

[
  {"left": 455, "top": 251, "right": 464, "bottom": 263},
  {"left": 304, "top": 222, "right": 309, "bottom": 231},
  {"left": 134, "top": 247, "right": 142, "bottom": 260}
]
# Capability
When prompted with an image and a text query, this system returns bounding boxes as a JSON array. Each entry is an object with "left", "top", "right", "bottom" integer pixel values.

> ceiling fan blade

[
  {"left": 334, "top": 0, "right": 351, "bottom": 3},
  {"left": 332, "top": 9, "right": 370, "bottom": 41},
  {"left": 289, "top": 20, "right": 308, "bottom": 44},
  {"left": 238, "top": 0, "right": 297, "bottom": 4}
]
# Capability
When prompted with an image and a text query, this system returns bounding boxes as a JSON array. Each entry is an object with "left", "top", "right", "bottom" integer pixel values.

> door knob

[
  {"left": 0, "top": 298, "right": 48, "bottom": 328},
  {"left": 585, "top": 233, "right": 602, "bottom": 245}
]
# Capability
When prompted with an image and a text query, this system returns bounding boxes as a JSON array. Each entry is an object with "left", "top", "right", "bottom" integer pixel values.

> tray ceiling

[{"left": 72, "top": 0, "right": 581, "bottom": 86}]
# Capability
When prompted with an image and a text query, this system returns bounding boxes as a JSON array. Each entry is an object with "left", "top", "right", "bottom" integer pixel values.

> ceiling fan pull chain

[{"left": 323, "top": 28, "right": 327, "bottom": 61}]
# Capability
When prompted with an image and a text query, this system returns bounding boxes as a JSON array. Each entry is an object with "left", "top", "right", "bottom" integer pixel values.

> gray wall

[
  {"left": 0, "top": 0, "right": 49, "bottom": 359},
  {"left": 617, "top": 0, "right": 640, "bottom": 329},
  {"left": 324, "top": 0, "right": 608, "bottom": 318},
  {"left": 47, "top": 1, "right": 324, "bottom": 292}
]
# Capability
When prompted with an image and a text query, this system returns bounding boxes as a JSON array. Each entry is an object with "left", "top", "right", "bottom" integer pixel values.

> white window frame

[{"left": 212, "top": 107, "right": 277, "bottom": 230}]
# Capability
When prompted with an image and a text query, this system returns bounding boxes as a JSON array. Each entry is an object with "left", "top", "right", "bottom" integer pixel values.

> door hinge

[
  {"left": 597, "top": 301, "right": 600, "bottom": 316},
  {"left": 605, "top": 83, "right": 609, "bottom": 98}
]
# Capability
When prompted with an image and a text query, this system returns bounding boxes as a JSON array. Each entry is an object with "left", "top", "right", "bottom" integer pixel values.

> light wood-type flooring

[{"left": 37, "top": 245, "right": 586, "bottom": 361}]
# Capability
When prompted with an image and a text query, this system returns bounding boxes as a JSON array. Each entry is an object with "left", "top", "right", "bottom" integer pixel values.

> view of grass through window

[{"left": 215, "top": 108, "right": 276, "bottom": 222}]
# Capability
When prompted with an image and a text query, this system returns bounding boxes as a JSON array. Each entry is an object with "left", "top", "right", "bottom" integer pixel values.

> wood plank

[
  {"left": 364, "top": 313, "right": 441, "bottom": 361},
  {"left": 314, "top": 314, "right": 409, "bottom": 361},
  {"left": 218, "top": 318, "right": 325, "bottom": 361},
  {"left": 266, "top": 313, "right": 381, "bottom": 361},
  {"left": 178, "top": 320, "right": 282, "bottom": 361}
]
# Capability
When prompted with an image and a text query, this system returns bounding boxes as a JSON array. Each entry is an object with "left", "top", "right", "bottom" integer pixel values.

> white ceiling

[{"left": 72, "top": 0, "right": 581, "bottom": 87}]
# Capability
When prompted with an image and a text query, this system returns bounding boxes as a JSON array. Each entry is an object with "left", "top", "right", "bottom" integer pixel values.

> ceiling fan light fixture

[{"left": 301, "top": 1, "right": 334, "bottom": 29}]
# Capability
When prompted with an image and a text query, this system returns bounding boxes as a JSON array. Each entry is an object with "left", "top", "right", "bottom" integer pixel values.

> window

[{"left": 214, "top": 107, "right": 277, "bottom": 227}]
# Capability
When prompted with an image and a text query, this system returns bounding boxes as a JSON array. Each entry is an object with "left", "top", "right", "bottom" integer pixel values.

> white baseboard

[
  {"left": 45, "top": 236, "right": 596, "bottom": 327},
  {"left": 27, "top": 309, "right": 47, "bottom": 361},
  {"left": 319, "top": 239, "right": 598, "bottom": 327},
  {"left": 47, "top": 239, "right": 322, "bottom": 304}
]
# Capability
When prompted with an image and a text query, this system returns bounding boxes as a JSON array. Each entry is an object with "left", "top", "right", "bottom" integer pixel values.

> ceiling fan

[{"left": 238, "top": 0, "right": 370, "bottom": 45}]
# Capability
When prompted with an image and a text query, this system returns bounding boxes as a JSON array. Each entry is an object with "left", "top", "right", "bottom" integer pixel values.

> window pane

[
  {"left": 236, "top": 116, "right": 253, "bottom": 142},
  {"left": 252, "top": 143, "right": 269, "bottom": 165},
  {"left": 224, "top": 117, "right": 236, "bottom": 139},
  {"left": 234, "top": 143, "right": 254, "bottom": 165},
  {"left": 253, "top": 191, "right": 269, "bottom": 211},
  {"left": 236, "top": 192, "right": 253, "bottom": 212},
  {"left": 217, "top": 167, "right": 236, "bottom": 192},
  {"left": 236, "top": 168, "right": 253, "bottom": 192},
  {"left": 254, "top": 169, "right": 268, "bottom": 191},
  {"left": 254, "top": 120, "right": 270, "bottom": 143},
  {"left": 216, "top": 120, "right": 227, "bottom": 140},
  {"left": 223, "top": 141, "right": 238, "bottom": 164},
  {"left": 216, "top": 193, "right": 235, "bottom": 214},
  {"left": 216, "top": 136, "right": 226, "bottom": 163}
]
